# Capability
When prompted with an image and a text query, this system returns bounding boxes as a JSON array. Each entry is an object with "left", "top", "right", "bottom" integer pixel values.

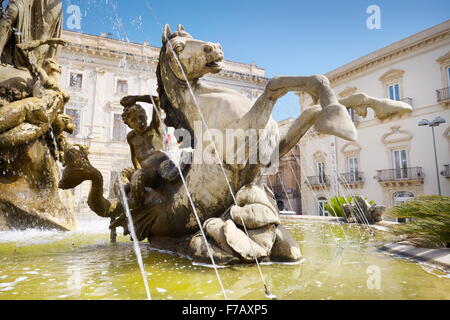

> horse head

[{"left": 161, "top": 24, "right": 224, "bottom": 81}]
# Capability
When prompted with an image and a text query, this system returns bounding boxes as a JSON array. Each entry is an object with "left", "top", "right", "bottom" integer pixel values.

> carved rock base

[{"left": 0, "top": 139, "right": 76, "bottom": 231}]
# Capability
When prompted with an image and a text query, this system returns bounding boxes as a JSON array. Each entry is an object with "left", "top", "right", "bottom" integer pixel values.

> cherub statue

[
  {"left": 120, "top": 95, "right": 169, "bottom": 209},
  {"left": 0, "top": 38, "right": 69, "bottom": 148}
]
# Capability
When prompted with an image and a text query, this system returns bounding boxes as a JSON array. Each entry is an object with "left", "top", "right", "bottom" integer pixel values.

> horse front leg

[
  {"left": 278, "top": 105, "right": 322, "bottom": 158},
  {"left": 238, "top": 75, "right": 357, "bottom": 141},
  {"left": 277, "top": 92, "right": 414, "bottom": 158},
  {"left": 339, "top": 92, "right": 412, "bottom": 120},
  {"left": 238, "top": 75, "right": 325, "bottom": 131}
]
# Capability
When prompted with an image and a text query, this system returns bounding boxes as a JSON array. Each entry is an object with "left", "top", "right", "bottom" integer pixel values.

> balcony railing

[
  {"left": 401, "top": 97, "right": 413, "bottom": 107},
  {"left": 376, "top": 167, "right": 424, "bottom": 183},
  {"left": 441, "top": 165, "right": 450, "bottom": 178},
  {"left": 437, "top": 87, "right": 450, "bottom": 103},
  {"left": 306, "top": 175, "right": 330, "bottom": 187},
  {"left": 339, "top": 172, "right": 364, "bottom": 184}
]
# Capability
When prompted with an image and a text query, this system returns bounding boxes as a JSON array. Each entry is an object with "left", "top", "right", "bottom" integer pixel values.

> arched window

[
  {"left": 393, "top": 191, "right": 414, "bottom": 223},
  {"left": 378, "top": 69, "right": 405, "bottom": 101},
  {"left": 393, "top": 191, "right": 414, "bottom": 205}
]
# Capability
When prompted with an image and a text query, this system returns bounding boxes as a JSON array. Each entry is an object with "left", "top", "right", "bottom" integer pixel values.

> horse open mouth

[{"left": 206, "top": 58, "right": 223, "bottom": 68}]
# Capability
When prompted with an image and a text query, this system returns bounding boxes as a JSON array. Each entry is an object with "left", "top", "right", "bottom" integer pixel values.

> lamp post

[{"left": 418, "top": 116, "right": 446, "bottom": 196}]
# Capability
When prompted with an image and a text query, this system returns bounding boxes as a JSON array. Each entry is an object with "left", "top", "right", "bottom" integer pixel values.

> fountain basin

[{"left": 0, "top": 218, "right": 449, "bottom": 300}]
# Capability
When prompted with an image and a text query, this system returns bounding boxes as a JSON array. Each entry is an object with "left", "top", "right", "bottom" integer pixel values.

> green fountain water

[{"left": 0, "top": 218, "right": 449, "bottom": 300}]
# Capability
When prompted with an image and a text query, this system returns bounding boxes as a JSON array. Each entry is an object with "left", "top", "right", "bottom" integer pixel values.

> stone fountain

[
  {"left": 0, "top": 2, "right": 413, "bottom": 265},
  {"left": 58, "top": 25, "right": 412, "bottom": 265}
]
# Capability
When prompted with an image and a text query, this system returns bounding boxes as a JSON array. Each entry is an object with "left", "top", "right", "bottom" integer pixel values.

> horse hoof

[
  {"left": 270, "top": 225, "right": 302, "bottom": 262},
  {"left": 223, "top": 220, "right": 267, "bottom": 261},
  {"left": 230, "top": 204, "right": 280, "bottom": 229},
  {"left": 314, "top": 103, "right": 357, "bottom": 141}
]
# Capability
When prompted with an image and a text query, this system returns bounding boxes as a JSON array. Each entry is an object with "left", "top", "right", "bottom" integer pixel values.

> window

[
  {"left": 393, "top": 191, "right": 414, "bottom": 223},
  {"left": 379, "top": 69, "right": 404, "bottom": 101},
  {"left": 387, "top": 83, "right": 401, "bottom": 101},
  {"left": 447, "top": 66, "right": 450, "bottom": 85},
  {"left": 116, "top": 79, "right": 128, "bottom": 95},
  {"left": 112, "top": 113, "right": 127, "bottom": 141},
  {"left": 317, "top": 162, "right": 326, "bottom": 183},
  {"left": 446, "top": 66, "right": 450, "bottom": 98},
  {"left": 317, "top": 197, "right": 329, "bottom": 216},
  {"left": 348, "top": 157, "right": 359, "bottom": 182},
  {"left": 392, "top": 149, "right": 408, "bottom": 179},
  {"left": 348, "top": 108, "right": 359, "bottom": 123},
  {"left": 69, "top": 72, "right": 83, "bottom": 90},
  {"left": 447, "top": 67, "right": 450, "bottom": 98},
  {"left": 436, "top": 53, "right": 450, "bottom": 101},
  {"left": 65, "top": 108, "right": 81, "bottom": 137}
]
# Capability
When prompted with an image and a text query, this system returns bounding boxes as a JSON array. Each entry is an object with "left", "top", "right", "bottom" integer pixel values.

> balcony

[
  {"left": 338, "top": 172, "right": 365, "bottom": 189},
  {"left": 305, "top": 175, "right": 330, "bottom": 191},
  {"left": 437, "top": 87, "right": 450, "bottom": 104},
  {"left": 441, "top": 165, "right": 450, "bottom": 179},
  {"left": 401, "top": 97, "right": 413, "bottom": 107},
  {"left": 376, "top": 167, "right": 424, "bottom": 187}
]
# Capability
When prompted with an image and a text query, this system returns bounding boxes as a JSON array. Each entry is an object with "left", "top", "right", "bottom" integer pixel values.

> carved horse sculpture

[{"left": 59, "top": 25, "right": 412, "bottom": 264}]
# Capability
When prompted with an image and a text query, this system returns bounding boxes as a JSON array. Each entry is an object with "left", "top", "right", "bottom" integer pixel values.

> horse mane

[{"left": 156, "top": 41, "right": 192, "bottom": 133}]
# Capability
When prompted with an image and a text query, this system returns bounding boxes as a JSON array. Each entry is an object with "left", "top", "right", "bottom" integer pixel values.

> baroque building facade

[
  {"left": 263, "top": 119, "right": 302, "bottom": 215},
  {"left": 59, "top": 30, "right": 268, "bottom": 215},
  {"left": 298, "top": 20, "right": 450, "bottom": 218}
]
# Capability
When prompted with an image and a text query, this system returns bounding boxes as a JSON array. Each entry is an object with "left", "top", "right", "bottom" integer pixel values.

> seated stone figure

[
  {"left": 0, "top": 38, "right": 69, "bottom": 147},
  {"left": 122, "top": 103, "right": 169, "bottom": 209}
]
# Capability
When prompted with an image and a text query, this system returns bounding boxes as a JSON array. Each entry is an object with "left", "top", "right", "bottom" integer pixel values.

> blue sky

[{"left": 63, "top": 0, "right": 450, "bottom": 120}]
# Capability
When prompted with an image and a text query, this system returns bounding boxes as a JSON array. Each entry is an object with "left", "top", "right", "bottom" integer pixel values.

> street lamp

[{"left": 418, "top": 116, "right": 446, "bottom": 196}]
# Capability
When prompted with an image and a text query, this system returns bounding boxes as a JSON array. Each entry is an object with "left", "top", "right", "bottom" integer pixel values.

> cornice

[
  {"left": 378, "top": 69, "right": 405, "bottom": 83},
  {"left": 436, "top": 50, "right": 450, "bottom": 64},
  {"left": 444, "top": 126, "right": 450, "bottom": 139},
  {"left": 312, "top": 151, "right": 327, "bottom": 162},
  {"left": 341, "top": 142, "right": 362, "bottom": 155},
  {"left": 381, "top": 126, "right": 413, "bottom": 145},
  {"left": 338, "top": 86, "right": 357, "bottom": 97},
  {"left": 327, "top": 21, "right": 450, "bottom": 85},
  {"left": 108, "top": 100, "right": 123, "bottom": 111},
  {"left": 62, "top": 33, "right": 268, "bottom": 86}
]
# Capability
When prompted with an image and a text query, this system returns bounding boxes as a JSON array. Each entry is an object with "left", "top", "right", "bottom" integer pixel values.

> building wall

[
  {"left": 298, "top": 21, "right": 450, "bottom": 217},
  {"left": 59, "top": 31, "right": 268, "bottom": 216},
  {"left": 263, "top": 120, "right": 302, "bottom": 214}
]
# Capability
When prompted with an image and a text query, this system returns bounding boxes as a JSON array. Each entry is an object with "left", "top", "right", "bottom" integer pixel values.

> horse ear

[
  {"left": 162, "top": 24, "right": 172, "bottom": 44},
  {"left": 178, "top": 24, "right": 185, "bottom": 31}
]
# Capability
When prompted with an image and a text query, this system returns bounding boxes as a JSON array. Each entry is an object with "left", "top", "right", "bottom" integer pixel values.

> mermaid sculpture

[
  {"left": 0, "top": 0, "right": 75, "bottom": 231},
  {"left": 0, "top": 37, "right": 75, "bottom": 230}
]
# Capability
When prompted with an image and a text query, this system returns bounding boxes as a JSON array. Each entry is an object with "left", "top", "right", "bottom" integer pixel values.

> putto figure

[{"left": 121, "top": 97, "right": 168, "bottom": 210}]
